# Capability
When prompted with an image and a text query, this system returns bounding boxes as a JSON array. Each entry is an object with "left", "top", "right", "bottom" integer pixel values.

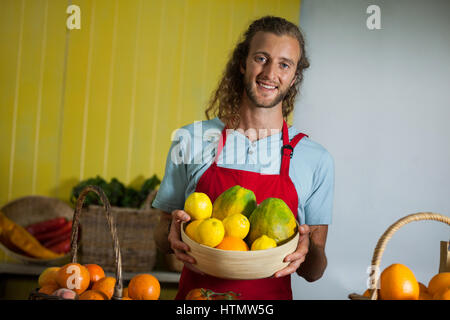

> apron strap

[
  {"left": 213, "top": 126, "right": 228, "bottom": 164},
  {"left": 280, "top": 122, "right": 308, "bottom": 176}
]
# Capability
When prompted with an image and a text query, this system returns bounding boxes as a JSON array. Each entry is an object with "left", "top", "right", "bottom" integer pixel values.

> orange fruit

[
  {"left": 91, "top": 276, "right": 116, "bottom": 300},
  {"left": 362, "top": 289, "right": 370, "bottom": 298},
  {"left": 215, "top": 236, "right": 249, "bottom": 251},
  {"left": 56, "top": 263, "right": 90, "bottom": 295},
  {"left": 84, "top": 264, "right": 105, "bottom": 285},
  {"left": 185, "top": 220, "right": 203, "bottom": 242},
  {"left": 128, "top": 274, "right": 160, "bottom": 300},
  {"left": 38, "top": 283, "right": 59, "bottom": 295},
  {"left": 380, "top": 264, "right": 419, "bottom": 300},
  {"left": 122, "top": 287, "right": 129, "bottom": 298},
  {"left": 121, "top": 297, "right": 132, "bottom": 300},
  {"left": 79, "top": 290, "right": 108, "bottom": 300},
  {"left": 38, "top": 267, "right": 60, "bottom": 287},
  {"left": 362, "top": 289, "right": 381, "bottom": 299},
  {"left": 432, "top": 286, "right": 450, "bottom": 300},
  {"left": 427, "top": 272, "right": 450, "bottom": 296},
  {"left": 418, "top": 282, "right": 431, "bottom": 300},
  {"left": 418, "top": 282, "right": 428, "bottom": 293}
]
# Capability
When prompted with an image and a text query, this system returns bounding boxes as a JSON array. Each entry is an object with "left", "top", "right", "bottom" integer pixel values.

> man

[{"left": 153, "top": 16, "right": 334, "bottom": 300}]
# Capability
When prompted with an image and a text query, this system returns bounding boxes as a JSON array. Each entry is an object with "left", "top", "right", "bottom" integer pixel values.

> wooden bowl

[
  {"left": 180, "top": 221, "right": 299, "bottom": 280},
  {"left": 0, "top": 195, "right": 73, "bottom": 265}
]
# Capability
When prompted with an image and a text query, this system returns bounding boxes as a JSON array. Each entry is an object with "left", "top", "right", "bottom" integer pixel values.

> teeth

[{"left": 259, "top": 82, "right": 276, "bottom": 89}]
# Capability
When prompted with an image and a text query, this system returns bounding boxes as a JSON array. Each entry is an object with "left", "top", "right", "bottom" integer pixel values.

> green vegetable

[
  {"left": 108, "top": 178, "right": 126, "bottom": 207},
  {"left": 120, "top": 188, "right": 141, "bottom": 208},
  {"left": 70, "top": 175, "right": 160, "bottom": 208},
  {"left": 139, "top": 175, "right": 161, "bottom": 206}
]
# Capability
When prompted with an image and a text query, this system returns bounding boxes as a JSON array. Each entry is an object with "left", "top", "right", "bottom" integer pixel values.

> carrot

[
  {"left": 48, "top": 238, "right": 71, "bottom": 254},
  {"left": 35, "top": 221, "right": 72, "bottom": 242},
  {"left": 42, "top": 230, "right": 71, "bottom": 248},
  {"left": 26, "top": 217, "right": 67, "bottom": 236}
]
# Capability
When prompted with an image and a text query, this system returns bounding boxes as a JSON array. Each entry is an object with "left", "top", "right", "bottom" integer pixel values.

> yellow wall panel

[
  {"left": 0, "top": 0, "right": 24, "bottom": 206},
  {"left": 11, "top": 0, "right": 46, "bottom": 200},
  {"left": 106, "top": 0, "right": 139, "bottom": 185},
  {"left": 82, "top": 0, "right": 115, "bottom": 181},
  {"left": 0, "top": 0, "right": 301, "bottom": 207},
  {"left": 34, "top": 0, "right": 67, "bottom": 198},
  {"left": 58, "top": 0, "right": 94, "bottom": 199},
  {"left": 129, "top": 0, "right": 162, "bottom": 188},
  {"left": 181, "top": 0, "right": 211, "bottom": 122}
]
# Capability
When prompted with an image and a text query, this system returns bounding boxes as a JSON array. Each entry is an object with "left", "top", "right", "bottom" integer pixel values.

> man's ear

[
  {"left": 290, "top": 74, "right": 297, "bottom": 87},
  {"left": 240, "top": 61, "right": 246, "bottom": 74}
]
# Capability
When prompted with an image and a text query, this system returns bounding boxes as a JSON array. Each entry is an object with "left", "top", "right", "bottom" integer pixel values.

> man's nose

[{"left": 261, "top": 61, "right": 277, "bottom": 81}]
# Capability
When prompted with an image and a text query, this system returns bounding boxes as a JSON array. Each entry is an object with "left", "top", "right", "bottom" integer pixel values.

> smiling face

[{"left": 241, "top": 31, "right": 301, "bottom": 109}]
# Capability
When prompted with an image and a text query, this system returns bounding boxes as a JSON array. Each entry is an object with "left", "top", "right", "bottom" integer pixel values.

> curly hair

[{"left": 205, "top": 16, "right": 310, "bottom": 129}]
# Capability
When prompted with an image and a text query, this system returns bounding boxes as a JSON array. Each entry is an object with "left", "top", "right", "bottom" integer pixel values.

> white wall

[{"left": 293, "top": 0, "right": 450, "bottom": 299}]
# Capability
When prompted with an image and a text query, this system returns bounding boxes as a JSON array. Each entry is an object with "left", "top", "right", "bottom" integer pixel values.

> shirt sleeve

[
  {"left": 304, "top": 150, "right": 335, "bottom": 225},
  {"left": 151, "top": 137, "right": 189, "bottom": 213}
]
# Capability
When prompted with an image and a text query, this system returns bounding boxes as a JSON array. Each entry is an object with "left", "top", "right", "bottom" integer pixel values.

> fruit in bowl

[
  {"left": 180, "top": 186, "right": 299, "bottom": 280},
  {"left": 183, "top": 187, "right": 297, "bottom": 252}
]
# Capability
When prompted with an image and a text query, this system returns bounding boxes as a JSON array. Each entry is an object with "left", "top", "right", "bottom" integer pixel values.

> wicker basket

[
  {"left": 29, "top": 185, "right": 124, "bottom": 300},
  {"left": 180, "top": 221, "right": 299, "bottom": 280},
  {"left": 348, "top": 212, "right": 450, "bottom": 300},
  {"left": 78, "top": 189, "right": 159, "bottom": 273},
  {"left": 0, "top": 195, "right": 73, "bottom": 265}
]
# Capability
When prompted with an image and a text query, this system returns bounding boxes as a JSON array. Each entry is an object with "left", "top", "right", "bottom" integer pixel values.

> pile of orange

[
  {"left": 362, "top": 263, "right": 450, "bottom": 300},
  {"left": 215, "top": 236, "right": 249, "bottom": 251},
  {"left": 37, "top": 262, "right": 160, "bottom": 300}
]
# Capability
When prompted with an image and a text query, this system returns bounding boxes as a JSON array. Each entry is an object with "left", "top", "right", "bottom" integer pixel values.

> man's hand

[
  {"left": 168, "top": 209, "right": 204, "bottom": 275},
  {"left": 273, "top": 224, "right": 310, "bottom": 278}
]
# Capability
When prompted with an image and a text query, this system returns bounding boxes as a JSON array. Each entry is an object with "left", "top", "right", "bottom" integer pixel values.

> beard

[{"left": 244, "top": 77, "right": 291, "bottom": 109}]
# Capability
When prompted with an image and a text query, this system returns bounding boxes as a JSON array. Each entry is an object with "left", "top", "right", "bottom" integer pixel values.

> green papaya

[
  {"left": 247, "top": 198, "right": 297, "bottom": 246},
  {"left": 212, "top": 185, "right": 257, "bottom": 220}
]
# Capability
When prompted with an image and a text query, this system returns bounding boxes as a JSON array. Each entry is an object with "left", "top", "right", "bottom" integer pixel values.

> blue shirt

[{"left": 152, "top": 117, "right": 334, "bottom": 225}]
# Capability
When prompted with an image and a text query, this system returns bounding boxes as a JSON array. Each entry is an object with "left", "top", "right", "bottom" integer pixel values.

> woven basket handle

[
  {"left": 367, "top": 212, "right": 450, "bottom": 300},
  {"left": 70, "top": 185, "right": 123, "bottom": 300},
  {"left": 141, "top": 189, "right": 157, "bottom": 211}
]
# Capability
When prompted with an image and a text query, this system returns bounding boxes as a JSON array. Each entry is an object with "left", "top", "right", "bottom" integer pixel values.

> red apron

[{"left": 175, "top": 120, "right": 307, "bottom": 300}]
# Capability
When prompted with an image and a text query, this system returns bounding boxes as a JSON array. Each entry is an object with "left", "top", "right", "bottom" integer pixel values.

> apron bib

[{"left": 175, "top": 120, "right": 307, "bottom": 300}]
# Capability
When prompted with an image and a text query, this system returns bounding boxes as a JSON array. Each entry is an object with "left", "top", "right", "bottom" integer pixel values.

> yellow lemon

[
  {"left": 251, "top": 235, "right": 277, "bottom": 251},
  {"left": 184, "top": 192, "right": 212, "bottom": 220},
  {"left": 196, "top": 218, "right": 225, "bottom": 247},
  {"left": 222, "top": 213, "right": 250, "bottom": 240},
  {"left": 185, "top": 220, "right": 203, "bottom": 242}
]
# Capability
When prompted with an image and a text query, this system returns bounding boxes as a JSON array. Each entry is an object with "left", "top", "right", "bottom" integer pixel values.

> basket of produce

[
  {"left": 180, "top": 185, "right": 299, "bottom": 280},
  {"left": 29, "top": 185, "right": 161, "bottom": 300},
  {"left": 70, "top": 175, "right": 161, "bottom": 273},
  {"left": 0, "top": 195, "right": 74, "bottom": 265},
  {"left": 348, "top": 212, "right": 450, "bottom": 300}
]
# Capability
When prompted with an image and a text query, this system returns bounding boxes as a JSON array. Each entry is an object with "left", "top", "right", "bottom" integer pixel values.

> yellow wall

[{"left": 0, "top": 0, "right": 301, "bottom": 207}]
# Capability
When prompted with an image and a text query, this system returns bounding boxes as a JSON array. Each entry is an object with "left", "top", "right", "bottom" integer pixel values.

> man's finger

[
  {"left": 172, "top": 209, "right": 191, "bottom": 222},
  {"left": 274, "top": 259, "right": 303, "bottom": 278},
  {"left": 298, "top": 224, "right": 310, "bottom": 235},
  {"left": 171, "top": 239, "right": 190, "bottom": 253},
  {"left": 284, "top": 248, "right": 308, "bottom": 263},
  {"left": 174, "top": 250, "right": 196, "bottom": 265}
]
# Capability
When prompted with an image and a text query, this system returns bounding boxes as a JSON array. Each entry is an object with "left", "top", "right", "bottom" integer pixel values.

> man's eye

[
  {"left": 255, "top": 56, "right": 266, "bottom": 63},
  {"left": 280, "top": 63, "right": 289, "bottom": 69}
]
